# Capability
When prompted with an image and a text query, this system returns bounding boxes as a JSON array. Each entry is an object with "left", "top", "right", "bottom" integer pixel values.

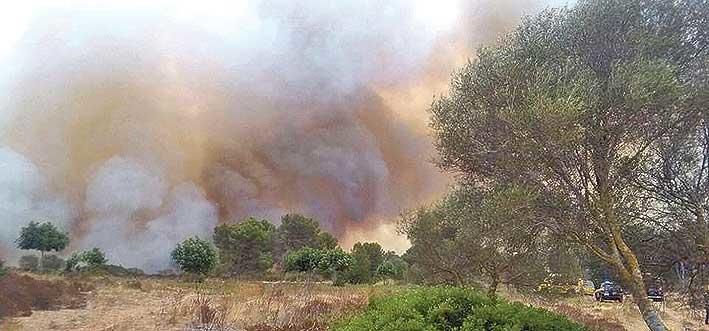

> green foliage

[
  {"left": 429, "top": 0, "right": 707, "bottom": 326},
  {"left": 376, "top": 252, "right": 408, "bottom": 281},
  {"left": 277, "top": 214, "right": 339, "bottom": 258},
  {"left": 284, "top": 247, "right": 352, "bottom": 285},
  {"left": 66, "top": 248, "right": 108, "bottom": 272},
  {"left": 214, "top": 218, "right": 276, "bottom": 275},
  {"left": 278, "top": 214, "right": 321, "bottom": 252},
  {"left": 317, "top": 248, "right": 352, "bottom": 273},
  {"left": 19, "top": 255, "right": 39, "bottom": 272},
  {"left": 317, "top": 231, "right": 339, "bottom": 250},
  {"left": 460, "top": 302, "right": 586, "bottom": 331},
  {"left": 333, "top": 287, "right": 586, "bottom": 331},
  {"left": 347, "top": 242, "right": 384, "bottom": 284},
  {"left": 284, "top": 247, "right": 323, "bottom": 273},
  {"left": 171, "top": 237, "right": 218, "bottom": 276},
  {"left": 401, "top": 185, "right": 548, "bottom": 291},
  {"left": 82, "top": 248, "right": 108, "bottom": 266},
  {"left": 16, "top": 221, "right": 70, "bottom": 254}
]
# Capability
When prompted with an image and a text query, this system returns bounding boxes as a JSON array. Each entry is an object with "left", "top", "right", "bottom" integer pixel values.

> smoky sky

[{"left": 0, "top": 0, "right": 569, "bottom": 272}]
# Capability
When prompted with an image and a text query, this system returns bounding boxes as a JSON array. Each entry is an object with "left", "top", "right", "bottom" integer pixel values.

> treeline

[
  {"left": 3, "top": 215, "right": 408, "bottom": 286},
  {"left": 172, "top": 214, "right": 408, "bottom": 285}
]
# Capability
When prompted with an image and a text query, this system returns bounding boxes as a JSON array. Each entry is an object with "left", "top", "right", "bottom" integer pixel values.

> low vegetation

[{"left": 333, "top": 287, "right": 586, "bottom": 331}]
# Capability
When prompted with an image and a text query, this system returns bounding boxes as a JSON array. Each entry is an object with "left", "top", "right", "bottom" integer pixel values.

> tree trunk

[
  {"left": 39, "top": 250, "right": 44, "bottom": 273},
  {"left": 613, "top": 243, "right": 669, "bottom": 331},
  {"left": 598, "top": 185, "right": 670, "bottom": 331}
]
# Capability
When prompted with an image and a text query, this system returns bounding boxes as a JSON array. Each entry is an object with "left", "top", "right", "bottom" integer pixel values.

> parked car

[{"left": 594, "top": 281, "right": 624, "bottom": 302}]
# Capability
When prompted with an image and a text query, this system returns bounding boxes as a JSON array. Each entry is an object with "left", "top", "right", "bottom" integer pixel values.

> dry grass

[
  {"left": 160, "top": 280, "right": 370, "bottom": 331},
  {"left": 5, "top": 275, "right": 706, "bottom": 330}
]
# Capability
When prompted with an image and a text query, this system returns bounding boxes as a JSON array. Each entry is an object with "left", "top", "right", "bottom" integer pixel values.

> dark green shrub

[
  {"left": 19, "top": 255, "right": 39, "bottom": 272},
  {"left": 332, "top": 287, "right": 586, "bottom": 331},
  {"left": 462, "top": 302, "right": 586, "bottom": 331}
]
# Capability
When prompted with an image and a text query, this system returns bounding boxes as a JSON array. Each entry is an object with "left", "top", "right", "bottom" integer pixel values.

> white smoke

[
  {"left": 83, "top": 157, "right": 217, "bottom": 272},
  {"left": 0, "top": 0, "right": 565, "bottom": 269},
  {"left": 0, "top": 147, "right": 74, "bottom": 261}
]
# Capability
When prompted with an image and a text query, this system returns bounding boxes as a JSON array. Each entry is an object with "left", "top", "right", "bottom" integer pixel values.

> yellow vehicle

[{"left": 536, "top": 276, "right": 595, "bottom": 295}]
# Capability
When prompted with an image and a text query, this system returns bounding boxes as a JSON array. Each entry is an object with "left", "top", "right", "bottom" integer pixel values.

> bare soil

[{"left": 0, "top": 272, "right": 89, "bottom": 318}]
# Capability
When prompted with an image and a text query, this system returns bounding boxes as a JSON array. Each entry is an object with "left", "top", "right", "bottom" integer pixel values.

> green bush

[
  {"left": 332, "top": 287, "right": 586, "bottom": 331},
  {"left": 284, "top": 247, "right": 323, "bottom": 272},
  {"left": 66, "top": 248, "right": 108, "bottom": 272},
  {"left": 283, "top": 247, "right": 352, "bottom": 285}
]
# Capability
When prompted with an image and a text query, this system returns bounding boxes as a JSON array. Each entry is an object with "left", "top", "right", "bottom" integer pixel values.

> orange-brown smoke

[{"left": 0, "top": 0, "right": 566, "bottom": 271}]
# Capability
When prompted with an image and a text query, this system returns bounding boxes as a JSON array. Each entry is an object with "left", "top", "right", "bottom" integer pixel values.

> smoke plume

[{"left": 0, "top": 0, "right": 566, "bottom": 271}]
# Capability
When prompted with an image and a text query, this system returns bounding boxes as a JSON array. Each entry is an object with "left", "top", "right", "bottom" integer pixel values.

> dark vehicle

[
  {"left": 594, "top": 281, "right": 624, "bottom": 303},
  {"left": 647, "top": 286, "right": 664, "bottom": 302},
  {"left": 645, "top": 276, "right": 665, "bottom": 303}
]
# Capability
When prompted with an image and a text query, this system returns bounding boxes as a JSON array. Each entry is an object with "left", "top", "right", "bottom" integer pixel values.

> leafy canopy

[
  {"left": 16, "top": 221, "right": 69, "bottom": 253},
  {"left": 214, "top": 218, "right": 276, "bottom": 275},
  {"left": 171, "top": 237, "right": 218, "bottom": 276},
  {"left": 66, "top": 248, "right": 108, "bottom": 271}
]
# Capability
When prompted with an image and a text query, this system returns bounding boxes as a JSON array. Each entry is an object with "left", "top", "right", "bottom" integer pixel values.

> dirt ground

[
  {"left": 0, "top": 273, "right": 88, "bottom": 318},
  {"left": 502, "top": 287, "right": 708, "bottom": 331},
  {"left": 1, "top": 274, "right": 707, "bottom": 331}
]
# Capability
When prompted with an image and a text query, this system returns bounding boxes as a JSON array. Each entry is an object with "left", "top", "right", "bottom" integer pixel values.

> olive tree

[
  {"left": 16, "top": 221, "right": 69, "bottom": 271},
  {"left": 430, "top": 0, "right": 707, "bottom": 328}
]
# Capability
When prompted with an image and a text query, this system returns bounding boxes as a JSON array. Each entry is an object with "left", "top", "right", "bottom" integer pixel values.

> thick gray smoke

[{"left": 0, "top": 0, "right": 567, "bottom": 272}]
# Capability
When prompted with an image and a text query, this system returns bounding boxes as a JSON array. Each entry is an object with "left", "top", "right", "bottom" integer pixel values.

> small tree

[
  {"left": 171, "top": 237, "right": 218, "bottom": 277},
  {"left": 16, "top": 221, "right": 69, "bottom": 271}
]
